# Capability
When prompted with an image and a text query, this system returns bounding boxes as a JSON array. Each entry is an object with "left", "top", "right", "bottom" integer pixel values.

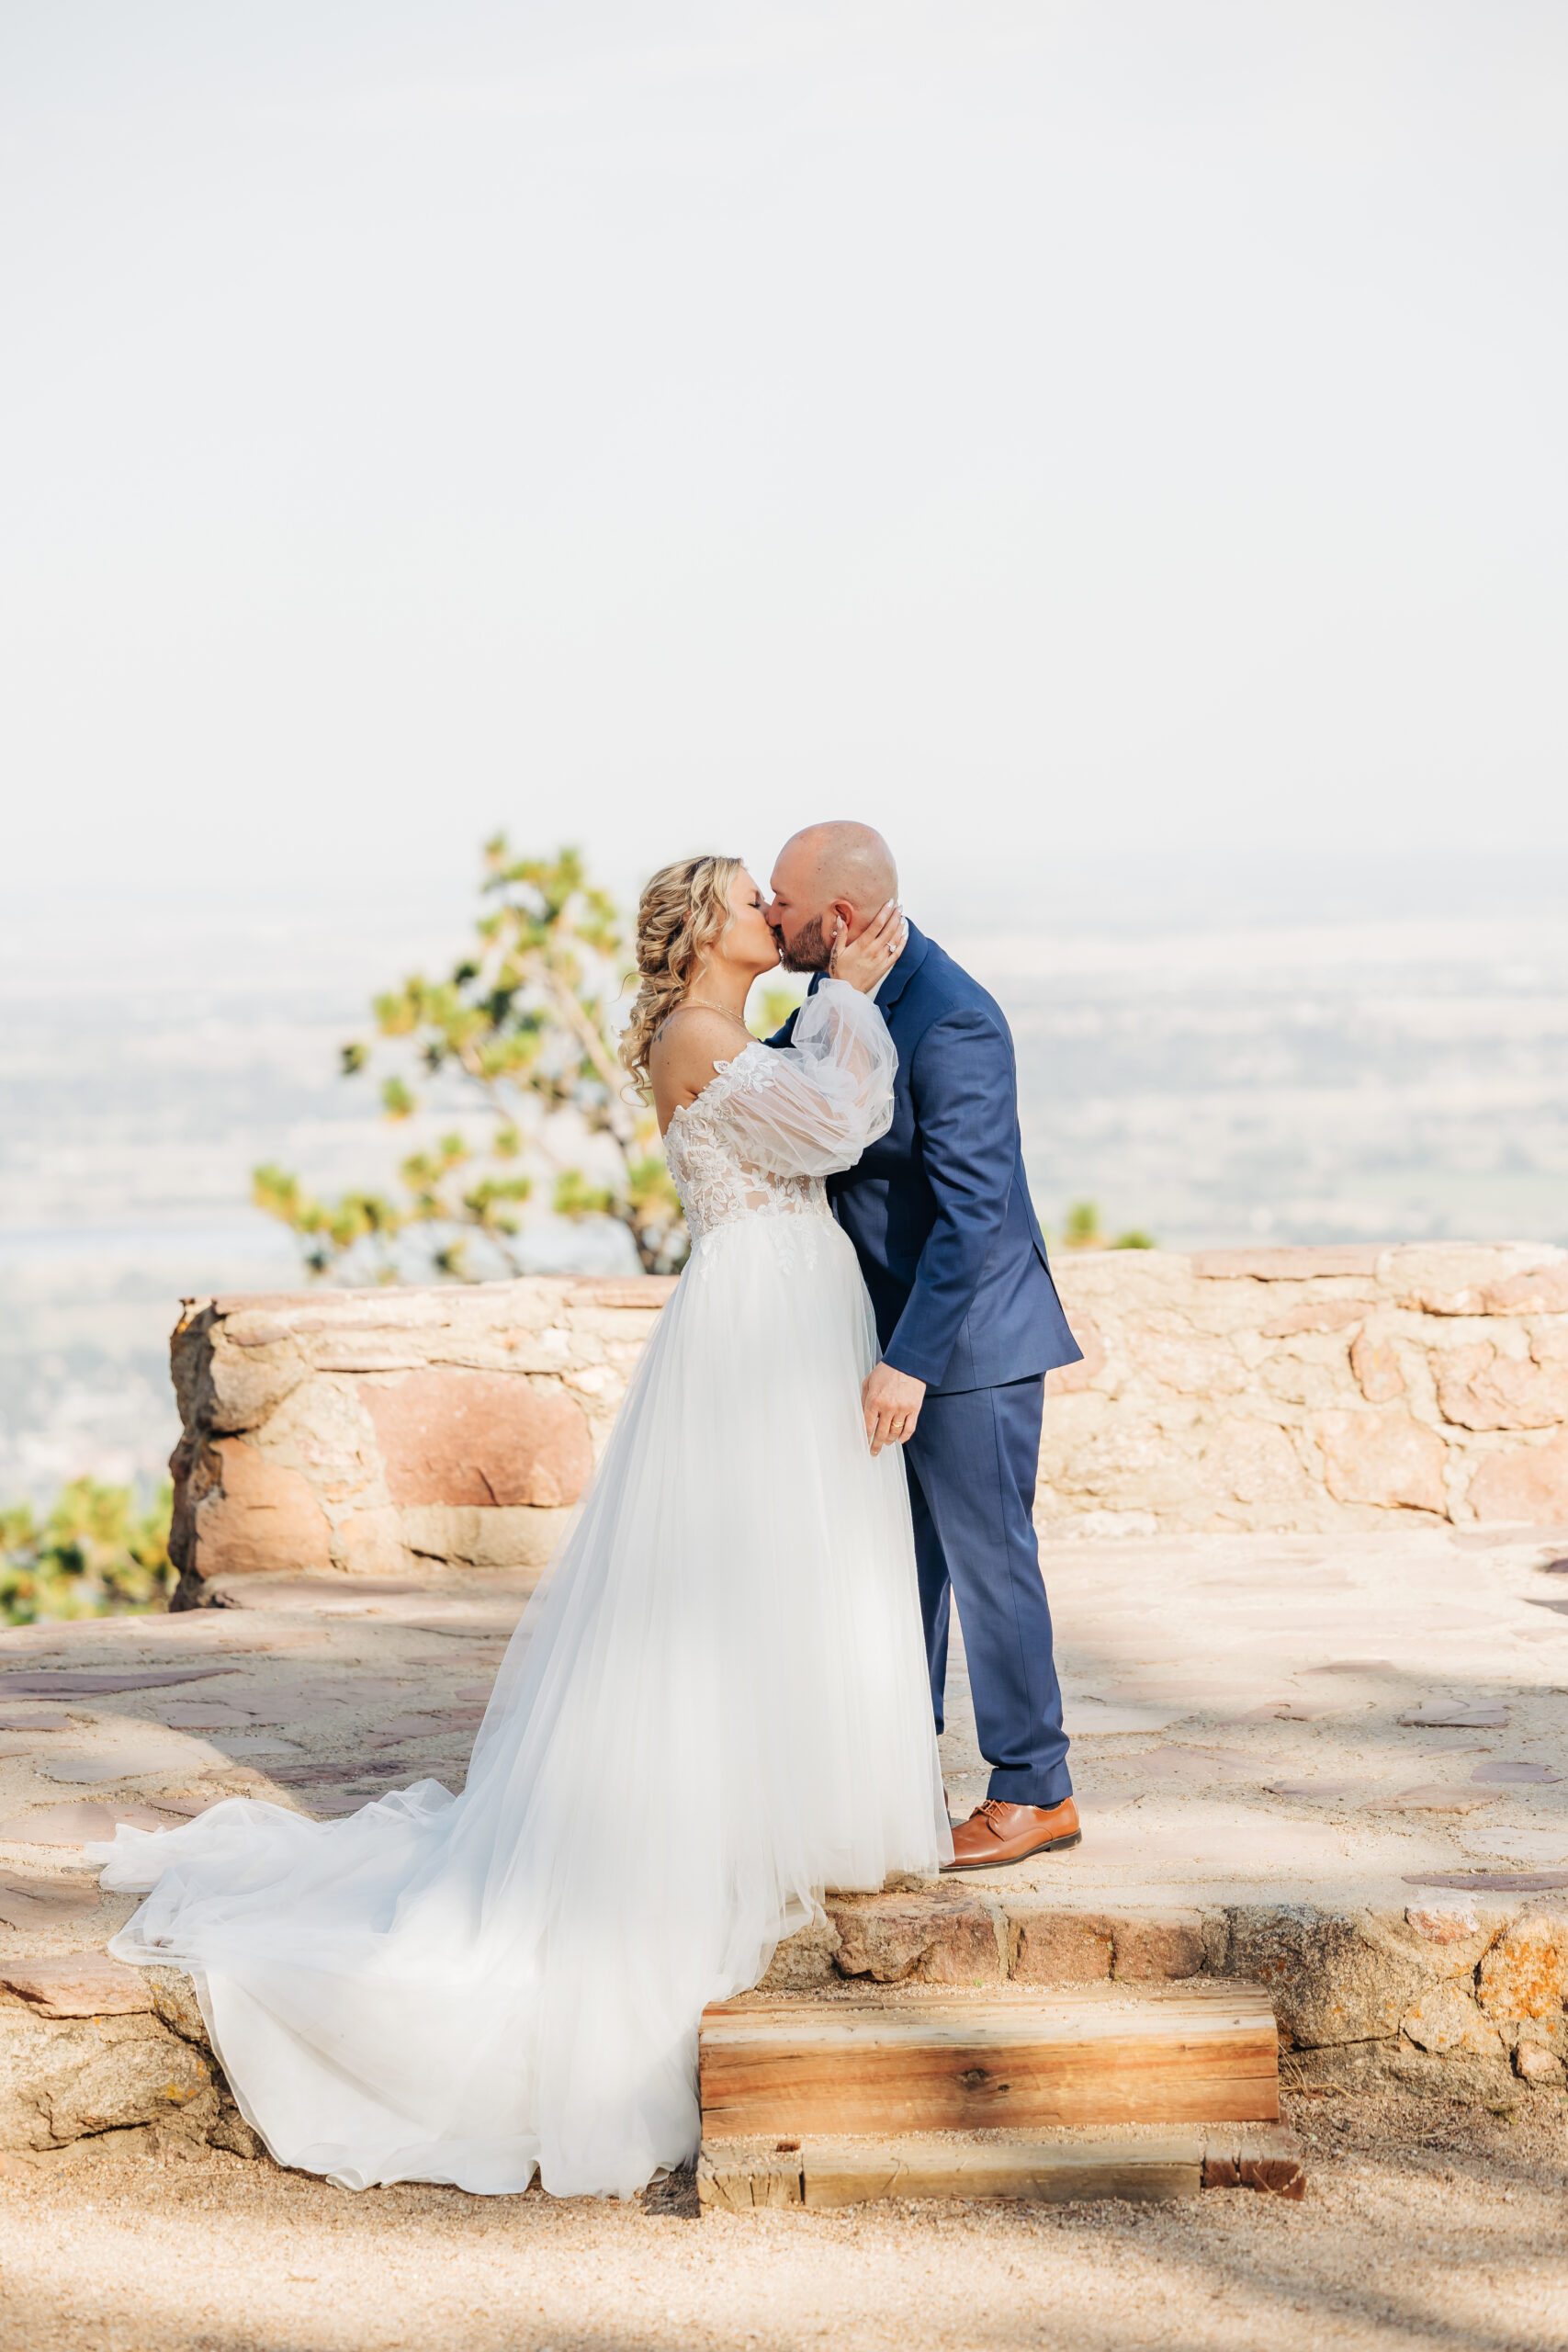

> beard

[{"left": 774, "top": 912, "right": 831, "bottom": 974}]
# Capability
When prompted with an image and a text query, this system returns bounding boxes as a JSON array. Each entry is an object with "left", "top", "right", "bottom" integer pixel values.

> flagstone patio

[{"left": 1, "top": 1521, "right": 1566, "bottom": 2156}]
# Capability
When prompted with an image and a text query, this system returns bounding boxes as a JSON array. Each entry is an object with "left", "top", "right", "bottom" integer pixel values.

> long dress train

[{"left": 88, "top": 980, "right": 950, "bottom": 2198}]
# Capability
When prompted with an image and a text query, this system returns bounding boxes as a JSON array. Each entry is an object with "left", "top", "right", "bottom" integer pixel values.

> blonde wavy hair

[{"left": 619, "top": 854, "right": 745, "bottom": 1091}]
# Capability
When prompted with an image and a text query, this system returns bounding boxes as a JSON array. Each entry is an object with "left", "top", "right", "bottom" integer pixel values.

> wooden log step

[
  {"left": 697, "top": 2124, "right": 1306, "bottom": 2212},
  {"left": 699, "top": 1982, "right": 1279, "bottom": 2139}
]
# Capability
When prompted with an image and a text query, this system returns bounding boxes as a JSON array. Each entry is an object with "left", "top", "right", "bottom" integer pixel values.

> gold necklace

[{"left": 681, "top": 997, "right": 752, "bottom": 1029}]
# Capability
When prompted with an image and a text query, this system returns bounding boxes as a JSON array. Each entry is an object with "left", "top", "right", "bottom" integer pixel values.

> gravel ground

[{"left": 2, "top": 2093, "right": 1566, "bottom": 2352}]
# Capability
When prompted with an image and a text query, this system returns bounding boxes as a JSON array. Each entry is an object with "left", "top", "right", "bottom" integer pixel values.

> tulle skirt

[{"left": 90, "top": 1209, "right": 950, "bottom": 2198}]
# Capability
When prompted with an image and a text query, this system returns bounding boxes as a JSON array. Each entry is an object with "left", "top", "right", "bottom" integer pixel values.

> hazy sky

[{"left": 4, "top": 0, "right": 1565, "bottom": 915}]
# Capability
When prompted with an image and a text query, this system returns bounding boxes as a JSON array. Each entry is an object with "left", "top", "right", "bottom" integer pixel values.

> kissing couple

[{"left": 91, "top": 823, "right": 1085, "bottom": 2200}]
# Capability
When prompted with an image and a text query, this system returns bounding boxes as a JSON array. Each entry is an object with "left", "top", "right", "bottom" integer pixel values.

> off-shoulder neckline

[{"left": 662, "top": 1040, "right": 766, "bottom": 1133}]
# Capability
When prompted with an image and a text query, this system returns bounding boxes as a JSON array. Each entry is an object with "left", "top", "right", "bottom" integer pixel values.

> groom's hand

[{"left": 863, "top": 1362, "right": 927, "bottom": 1455}]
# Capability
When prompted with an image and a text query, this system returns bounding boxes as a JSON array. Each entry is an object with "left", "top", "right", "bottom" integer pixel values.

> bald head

[{"left": 767, "top": 822, "right": 899, "bottom": 974}]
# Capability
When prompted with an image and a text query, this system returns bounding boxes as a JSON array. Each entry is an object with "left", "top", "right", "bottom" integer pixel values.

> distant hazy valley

[{"left": 4, "top": 862, "right": 1564, "bottom": 1503}]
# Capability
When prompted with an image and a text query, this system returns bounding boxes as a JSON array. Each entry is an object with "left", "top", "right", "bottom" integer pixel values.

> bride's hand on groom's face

[
  {"left": 829, "top": 900, "right": 907, "bottom": 993},
  {"left": 862, "top": 1362, "right": 926, "bottom": 1455}
]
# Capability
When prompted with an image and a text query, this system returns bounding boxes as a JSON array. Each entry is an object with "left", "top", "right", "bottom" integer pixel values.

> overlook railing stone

[{"left": 166, "top": 1245, "right": 1568, "bottom": 1603}]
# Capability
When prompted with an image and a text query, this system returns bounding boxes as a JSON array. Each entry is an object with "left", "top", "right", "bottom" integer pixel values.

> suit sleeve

[{"left": 882, "top": 1006, "right": 1020, "bottom": 1387}]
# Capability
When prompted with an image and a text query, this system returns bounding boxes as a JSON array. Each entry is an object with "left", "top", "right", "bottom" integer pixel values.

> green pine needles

[{"left": 254, "top": 839, "right": 688, "bottom": 1283}]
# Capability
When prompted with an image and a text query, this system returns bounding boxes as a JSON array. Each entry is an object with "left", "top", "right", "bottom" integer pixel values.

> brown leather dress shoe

[{"left": 942, "top": 1797, "right": 1081, "bottom": 1871}]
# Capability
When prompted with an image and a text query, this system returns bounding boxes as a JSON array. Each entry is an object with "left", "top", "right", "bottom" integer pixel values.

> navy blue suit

[{"left": 773, "top": 924, "right": 1079, "bottom": 1808}]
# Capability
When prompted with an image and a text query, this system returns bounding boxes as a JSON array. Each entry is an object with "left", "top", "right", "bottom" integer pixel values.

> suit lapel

[{"left": 878, "top": 922, "right": 931, "bottom": 1025}]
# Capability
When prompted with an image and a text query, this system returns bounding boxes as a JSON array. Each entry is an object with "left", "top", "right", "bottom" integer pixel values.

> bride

[{"left": 89, "top": 854, "right": 950, "bottom": 2199}]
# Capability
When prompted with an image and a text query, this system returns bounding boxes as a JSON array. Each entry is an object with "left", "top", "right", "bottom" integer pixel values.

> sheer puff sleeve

[{"left": 710, "top": 980, "right": 896, "bottom": 1178}]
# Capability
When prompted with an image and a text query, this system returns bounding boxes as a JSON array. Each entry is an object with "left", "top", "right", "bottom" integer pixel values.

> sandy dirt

[{"left": 2, "top": 2090, "right": 1566, "bottom": 2352}]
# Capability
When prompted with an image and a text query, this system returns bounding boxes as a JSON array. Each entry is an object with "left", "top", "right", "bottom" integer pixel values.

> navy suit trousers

[{"left": 902, "top": 1375, "right": 1073, "bottom": 1810}]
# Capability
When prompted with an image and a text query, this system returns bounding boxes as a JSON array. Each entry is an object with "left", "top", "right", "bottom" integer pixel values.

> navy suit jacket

[{"left": 769, "top": 923, "right": 1082, "bottom": 1396}]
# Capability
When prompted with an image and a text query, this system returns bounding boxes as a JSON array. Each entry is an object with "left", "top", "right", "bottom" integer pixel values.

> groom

[{"left": 764, "top": 822, "right": 1084, "bottom": 1869}]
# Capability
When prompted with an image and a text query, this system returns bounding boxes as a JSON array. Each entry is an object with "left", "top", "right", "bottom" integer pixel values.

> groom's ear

[{"left": 829, "top": 894, "right": 859, "bottom": 939}]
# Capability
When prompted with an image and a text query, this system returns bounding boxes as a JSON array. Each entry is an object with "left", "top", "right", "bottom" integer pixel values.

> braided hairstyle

[{"left": 619, "top": 854, "right": 745, "bottom": 1092}]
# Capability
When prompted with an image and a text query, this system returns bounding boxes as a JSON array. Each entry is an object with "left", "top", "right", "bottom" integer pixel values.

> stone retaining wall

[
  {"left": 761, "top": 1886, "right": 1568, "bottom": 2098},
  {"left": 166, "top": 1243, "right": 1568, "bottom": 1604},
  {"left": 5, "top": 1891, "right": 1562, "bottom": 2158},
  {"left": 167, "top": 1277, "right": 675, "bottom": 1606},
  {"left": 1039, "top": 1241, "right": 1568, "bottom": 1537}
]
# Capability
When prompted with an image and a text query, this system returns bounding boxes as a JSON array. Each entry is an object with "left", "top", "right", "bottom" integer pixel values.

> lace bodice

[
  {"left": 665, "top": 1052, "right": 829, "bottom": 1241},
  {"left": 661, "top": 982, "right": 897, "bottom": 1246}
]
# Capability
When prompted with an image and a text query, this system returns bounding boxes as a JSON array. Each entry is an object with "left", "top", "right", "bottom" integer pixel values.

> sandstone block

[
  {"left": 364, "top": 1371, "right": 592, "bottom": 1510},
  {"left": 1467, "top": 1432, "right": 1568, "bottom": 1526},
  {"left": 166, "top": 1430, "right": 206, "bottom": 1575},
  {"left": 170, "top": 1301, "right": 218, "bottom": 1418},
  {"left": 1312, "top": 1408, "right": 1448, "bottom": 1514},
  {"left": 1127, "top": 1330, "right": 1247, "bottom": 1396},
  {"left": 223, "top": 1313, "right": 291, "bottom": 1345},
  {"left": 1111, "top": 1914, "right": 1208, "bottom": 1981},
  {"left": 1200, "top": 1418, "right": 1313, "bottom": 1510},
  {"left": 206, "top": 1325, "right": 308, "bottom": 1434},
  {"left": 565, "top": 1279, "right": 680, "bottom": 1309},
  {"left": 360, "top": 1713, "right": 453, "bottom": 1746},
  {"left": 1435, "top": 1342, "right": 1568, "bottom": 1431},
  {"left": 565, "top": 1306, "right": 664, "bottom": 1342},
  {"left": 1007, "top": 1905, "right": 1113, "bottom": 1983},
  {"left": 1387, "top": 1245, "right": 1568, "bottom": 1317},
  {"left": 1382, "top": 2046, "right": 1516, "bottom": 2099},
  {"left": 0, "top": 1800, "right": 185, "bottom": 1844},
  {"left": 1403, "top": 1902, "right": 1503, "bottom": 1973},
  {"left": 306, "top": 1340, "right": 434, "bottom": 1374},
  {"left": 1191, "top": 1249, "right": 1382, "bottom": 1279},
  {"left": 1403, "top": 1905, "right": 1478, "bottom": 1941},
  {"left": 1514, "top": 2040, "right": 1566, "bottom": 2086},
  {"left": 260, "top": 1376, "right": 383, "bottom": 1503},
  {"left": 0, "top": 2009, "right": 212, "bottom": 2152},
  {"left": 1482, "top": 1266, "right": 1568, "bottom": 1317},
  {"left": 1262, "top": 1300, "right": 1370, "bottom": 1338},
  {"left": 758, "top": 1915, "right": 843, "bottom": 1992},
  {"left": 1477, "top": 1902, "right": 1568, "bottom": 2021},
  {"left": 1226, "top": 1906, "right": 1427, "bottom": 2048},
  {"left": 1258, "top": 1353, "right": 1348, "bottom": 1411},
  {"left": 0, "top": 1953, "right": 153, "bottom": 2018},
  {"left": 1399, "top": 1984, "right": 1504, "bottom": 2057},
  {"left": 1369, "top": 1784, "right": 1503, "bottom": 1815},
  {"left": 827, "top": 1891, "right": 1003, "bottom": 1984},
  {"left": 1039, "top": 1420, "right": 1201, "bottom": 1519},
  {"left": 141, "top": 1966, "right": 210, "bottom": 2048},
  {"left": 499, "top": 1327, "right": 575, "bottom": 1372},
  {"left": 334, "top": 1505, "right": 411, "bottom": 1577},
  {"left": 191, "top": 1440, "right": 333, "bottom": 1579},
  {"left": 0, "top": 1872, "right": 100, "bottom": 1931},
  {"left": 1398, "top": 1926, "right": 1506, "bottom": 1979},
  {"left": 1350, "top": 1333, "right": 1405, "bottom": 1404},
  {"left": 400, "top": 1503, "right": 569, "bottom": 1572},
  {"left": 279, "top": 1298, "right": 450, "bottom": 1334}
]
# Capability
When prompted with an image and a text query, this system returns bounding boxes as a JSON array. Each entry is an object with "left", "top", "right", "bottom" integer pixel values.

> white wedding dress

[{"left": 89, "top": 981, "right": 950, "bottom": 2199}]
